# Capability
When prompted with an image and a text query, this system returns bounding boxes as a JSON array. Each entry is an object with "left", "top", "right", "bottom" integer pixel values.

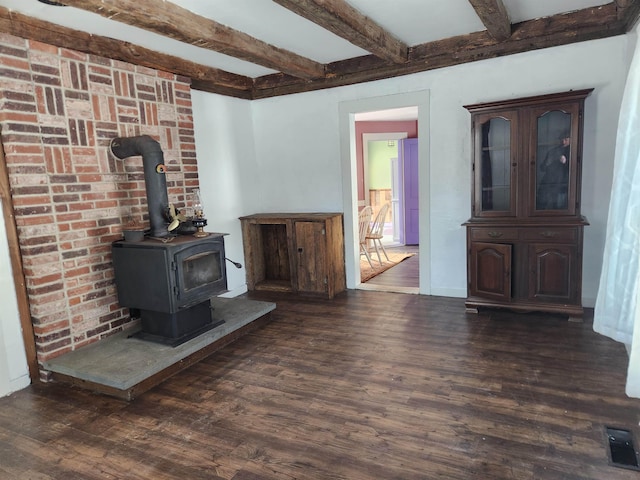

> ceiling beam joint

[
  {"left": 467, "top": 0, "right": 512, "bottom": 41},
  {"left": 274, "top": 0, "right": 409, "bottom": 64}
]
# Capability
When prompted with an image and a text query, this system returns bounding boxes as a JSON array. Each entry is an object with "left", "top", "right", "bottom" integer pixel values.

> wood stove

[
  {"left": 109, "top": 135, "right": 229, "bottom": 346},
  {"left": 112, "top": 234, "right": 228, "bottom": 345}
]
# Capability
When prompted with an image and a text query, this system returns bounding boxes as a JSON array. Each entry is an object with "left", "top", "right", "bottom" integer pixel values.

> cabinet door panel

[
  {"left": 530, "top": 102, "right": 581, "bottom": 216},
  {"left": 470, "top": 242, "right": 512, "bottom": 301},
  {"left": 294, "top": 221, "right": 327, "bottom": 294},
  {"left": 528, "top": 244, "right": 576, "bottom": 303},
  {"left": 473, "top": 111, "right": 518, "bottom": 218}
]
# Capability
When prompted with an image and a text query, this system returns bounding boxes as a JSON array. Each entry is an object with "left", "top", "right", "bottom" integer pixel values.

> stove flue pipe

[{"left": 110, "top": 135, "right": 169, "bottom": 238}]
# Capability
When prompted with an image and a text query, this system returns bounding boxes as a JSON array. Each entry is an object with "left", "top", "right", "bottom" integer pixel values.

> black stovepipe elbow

[{"left": 110, "top": 135, "right": 169, "bottom": 238}]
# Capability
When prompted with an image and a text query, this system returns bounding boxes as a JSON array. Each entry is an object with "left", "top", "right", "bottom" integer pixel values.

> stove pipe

[{"left": 110, "top": 135, "right": 169, "bottom": 238}]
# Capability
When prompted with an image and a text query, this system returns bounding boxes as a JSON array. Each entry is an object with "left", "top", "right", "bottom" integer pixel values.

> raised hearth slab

[{"left": 43, "top": 297, "right": 275, "bottom": 400}]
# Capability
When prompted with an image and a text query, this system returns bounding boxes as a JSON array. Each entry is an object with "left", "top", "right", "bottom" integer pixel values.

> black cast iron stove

[{"left": 110, "top": 135, "right": 228, "bottom": 346}]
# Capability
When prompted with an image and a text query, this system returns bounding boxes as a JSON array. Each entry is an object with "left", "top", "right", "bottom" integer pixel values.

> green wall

[{"left": 368, "top": 140, "right": 396, "bottom": 189}]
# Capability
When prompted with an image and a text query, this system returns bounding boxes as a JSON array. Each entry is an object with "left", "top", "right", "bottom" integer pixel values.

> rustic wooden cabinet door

[
  {"left": 294, "top": 221, "right": 327, "bottom": 294},
  {"left": 469, "top": 242, "right": 512, "bottom": 302},
  {"left": 240, "top": 213, "right": 346, "bottom": 298}
]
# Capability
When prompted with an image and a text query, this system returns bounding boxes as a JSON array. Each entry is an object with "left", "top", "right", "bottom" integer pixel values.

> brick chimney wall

[{"left": 0, "top": 33, "right": 200, "bottom": 376}]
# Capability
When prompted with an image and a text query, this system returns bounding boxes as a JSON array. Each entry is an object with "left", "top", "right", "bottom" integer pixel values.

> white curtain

[{"left": 593, "top": 32, "right": 640, "bottom": 398}]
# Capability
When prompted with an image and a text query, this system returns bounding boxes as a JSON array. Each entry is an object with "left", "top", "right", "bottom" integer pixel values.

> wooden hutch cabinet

[
  {"left": 239, "top": 213, "right": 346, "bottom": 298},
  {"left": 463, "top": 89, "right": 592, "bottom": 320}
]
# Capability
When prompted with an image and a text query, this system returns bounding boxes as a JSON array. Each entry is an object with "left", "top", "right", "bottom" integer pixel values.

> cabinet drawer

[
  {"left": 520, "top": 227, "right": 577, "bottom": 242},
  {"left": 470, "top": 227, "right": 519, "bottom": 241}
]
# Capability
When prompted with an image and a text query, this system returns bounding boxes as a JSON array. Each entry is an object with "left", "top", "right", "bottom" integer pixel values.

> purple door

[{"left": 401, "top": 138, "right": 419, "bottom": 245}]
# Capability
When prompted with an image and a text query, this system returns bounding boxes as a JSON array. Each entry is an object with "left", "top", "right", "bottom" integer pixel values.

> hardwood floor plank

[
  {"left": 0, "top": 290, "right": 638, "bottom": 479},
  {"left": 362, "top": 244, "right": 419, "bottom": 289}
]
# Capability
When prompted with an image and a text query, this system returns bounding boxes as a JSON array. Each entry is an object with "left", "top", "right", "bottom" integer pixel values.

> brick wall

[{"left": 0, "top": 33, "right": 199, "bottom": 376}]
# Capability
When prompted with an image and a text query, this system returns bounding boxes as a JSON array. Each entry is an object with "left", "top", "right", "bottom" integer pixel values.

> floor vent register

[{"left": 606, "top": 426, "right": 640, "bottom": 470}]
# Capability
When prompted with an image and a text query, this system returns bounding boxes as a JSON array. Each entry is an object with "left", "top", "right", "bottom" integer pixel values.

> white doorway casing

[
  {"left": 339, "top": 90, "right": 431, "bottom": 294},
  {"left": 390, "top": 156, "right": 402, "bottom": 244}
]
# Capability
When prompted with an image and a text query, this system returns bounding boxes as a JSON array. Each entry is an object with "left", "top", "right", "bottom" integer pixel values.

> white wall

[
  {"left": 191, "top": 91, "right": 258, "bottom": 296},
  {"left": 193, "top": 34, "right": 633, "bottom": 306},
  {"left": 0, "top": 199, "right": 30, "bottom": 397}
]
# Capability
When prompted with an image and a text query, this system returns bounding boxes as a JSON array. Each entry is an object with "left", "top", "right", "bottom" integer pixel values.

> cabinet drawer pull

[
  {"left": 539, "top": 231, "right": 559, "bottom": 238},
  {"left": 488, "top": 231, "right": 503, "bottom": 238}
]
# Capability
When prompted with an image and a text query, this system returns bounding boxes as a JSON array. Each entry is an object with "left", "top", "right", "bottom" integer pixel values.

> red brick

[
  {"left": 55, "top": 212, "right": 82, "bottom": 222},
  {"left": 70, "top": 220, "right": 97, "bottom": 230},
  {"left": 28, "top": 281, "right": 64, "bottom": 296},
  {"left": 0, "top": 56, "right": 30, "bottom": 71},
  {"left": 1, "top": 35, "right": 196, "bottom": 367},
  {"left": 60, "top": 48, "right": 87, "bottom": 61},
  {"left": 67, "top": 284, "right": 93, "bottom": 298},
  {"left": 28, "top": 40, "right": 58, "bottom": 54},
  {"left": 3, "top": 143, "right": 43, "bottom": 155},
  {"left": 37, "top": 338, "right": 72, "bottom": 354}
]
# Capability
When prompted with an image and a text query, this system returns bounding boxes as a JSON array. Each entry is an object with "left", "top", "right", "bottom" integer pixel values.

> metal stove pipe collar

[{"left": 110, "top": 135, "right": 170, "bottom": 238}]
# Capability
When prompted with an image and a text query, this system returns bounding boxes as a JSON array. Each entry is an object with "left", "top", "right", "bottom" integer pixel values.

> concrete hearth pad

[{"left": 44, "top": 297, "right": 275, "bottom": 395}]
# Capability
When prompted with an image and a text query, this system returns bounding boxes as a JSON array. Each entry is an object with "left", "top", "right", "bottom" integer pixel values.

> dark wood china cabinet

[{"left": 463, "top": 89, "right": 592, "bottom": 320}]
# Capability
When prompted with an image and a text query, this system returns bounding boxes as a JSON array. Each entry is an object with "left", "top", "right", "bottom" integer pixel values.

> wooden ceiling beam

[
  {"left": 0, "top": 7, "right": 253, "bottom": 99},
  {"left": 273, "top": 0, "right": 408, "bottom": 64},
  {"left": 615, "top": 0, "right": 640, "bottom": 27},
  {"left": 467, "top": 0, "right": 512, "bottom": 41},
  {"left": 60, "top": 0, "right": 325, "bottom": 80},
  {"left": 0, "top": 3, "right": 633, "bottom": 100},
  {"left": 252, "top": 3, "right": 623, "bottom": 98}
]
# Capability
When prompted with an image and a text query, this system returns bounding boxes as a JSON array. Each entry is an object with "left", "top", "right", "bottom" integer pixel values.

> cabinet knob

[
  {"left": 488, "top": 231, "right": 503, "bottom": 238},
  {"left": 540, "top": 231, "right": 559, "bottom": 238},
  {"left": 298, "top": 247, "right": 303, "bottom": 253}
]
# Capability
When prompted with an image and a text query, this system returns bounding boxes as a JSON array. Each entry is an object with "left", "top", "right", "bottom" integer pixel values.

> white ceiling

[
  {"left": 0, "top": 0, "right": 617, "bottom": 119},
  {"left": 1, "top": 0, "right": 611, "bottom": 79}
]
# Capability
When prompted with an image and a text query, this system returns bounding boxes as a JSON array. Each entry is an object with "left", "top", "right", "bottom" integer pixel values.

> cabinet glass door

[
  {"left": 474, "top": 112, "right": 517, "bottom": 217},
  {"left": 533, "top": 104, "right": 578, "bottom": 215}
]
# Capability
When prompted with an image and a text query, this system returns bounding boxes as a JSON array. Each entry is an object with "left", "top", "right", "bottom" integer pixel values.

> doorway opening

[
  {"left": 363, "top": 133, "right": 407, "bottom": 246},
  {"left": 361, "top": 134, "right": 419, "bottom": 293},
  {"left": 338, "top": 91, "right": 431, "bottom": 295}
]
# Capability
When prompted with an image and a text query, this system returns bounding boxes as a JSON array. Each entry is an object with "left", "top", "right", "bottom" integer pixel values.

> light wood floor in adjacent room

[
  {"left": 0, "top": 290, "right": 638, "bottom": 479},
  {"left": 362, "top": 244, "right": 419, "bottom": 290}
]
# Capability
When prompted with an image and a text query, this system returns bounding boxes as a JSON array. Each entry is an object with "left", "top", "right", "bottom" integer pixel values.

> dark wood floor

[{"left": 0, "top": 290, "right": 638, "bottom": 479}]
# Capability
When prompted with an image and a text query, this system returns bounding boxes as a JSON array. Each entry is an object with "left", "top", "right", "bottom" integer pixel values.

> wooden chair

[
  {"left": 358, "top": 206, "right": 374, "bottom": 268},
  {"left": 366, "top": 203, "right": 390, "bottom": 264}
]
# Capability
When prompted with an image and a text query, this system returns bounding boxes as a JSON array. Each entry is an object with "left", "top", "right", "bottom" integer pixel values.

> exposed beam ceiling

[
  {"left": 253, "top": 4, "right": 627, "bottom": 98},
  {"left": 60, "top": 0, "right": 325, "bottom": 80},
  {"left": 617, "top": 0, "right": 640, "bottom": 26},
  {"left": 272, "top": 0, "right": 409, "bottom": 64},
  {"left": 467, "top": 0, "right": 512, "bottom": 41},
  {"left": 0, "top": 7, "right": 253, "bottom": 98},
  {"left": 0, "top": 1, "right": 638, "bottom": 99}
]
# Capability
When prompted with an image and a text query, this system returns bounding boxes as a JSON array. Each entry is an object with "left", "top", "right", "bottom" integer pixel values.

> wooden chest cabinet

[
  {"left": 464, "top": 90, "right": 592, "bottom": 320},
  {"left": 466, "top": 223, "right": 585, "bottom": 317},
  {"left": 239, "top": 213, "right": 346, "bottom": 298}
]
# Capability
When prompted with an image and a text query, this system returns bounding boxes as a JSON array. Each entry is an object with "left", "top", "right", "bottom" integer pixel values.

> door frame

[
  {"left": 339, "top": 90, "right": 431, "bottom": 293},
  {"left": 390, "top": 156, "right": 403, "bottom": 244}
]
